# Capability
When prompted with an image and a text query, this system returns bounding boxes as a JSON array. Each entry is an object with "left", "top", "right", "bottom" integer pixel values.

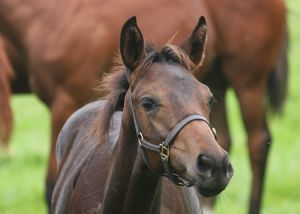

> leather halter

[{"left": 128, "top": 91, "right": 217, "bottom": 187}]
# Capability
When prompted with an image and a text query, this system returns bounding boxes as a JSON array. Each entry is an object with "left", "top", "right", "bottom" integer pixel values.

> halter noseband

[{"left": 128, "top": 92, "right": 217, "bottom": 187}]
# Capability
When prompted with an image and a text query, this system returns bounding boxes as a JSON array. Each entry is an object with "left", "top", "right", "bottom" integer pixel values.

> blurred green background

[{"left": 0, "top": 0, "right": 299, "bottom": 213}]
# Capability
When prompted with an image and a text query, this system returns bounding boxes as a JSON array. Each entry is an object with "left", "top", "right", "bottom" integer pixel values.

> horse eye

[
  {"left": 208, "top": 96, "right": 216, "bottom": 108},
  {"left": 141, "top": 98, "right": 156, "bottom": 111}
]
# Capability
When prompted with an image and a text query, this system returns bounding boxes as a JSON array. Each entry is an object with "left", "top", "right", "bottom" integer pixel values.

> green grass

[
  {"left": 0, "top": 96, "right": 49, "bottom": 214},
  {"left": 0, "top": 0, "right": 300, "bottom": 213}
]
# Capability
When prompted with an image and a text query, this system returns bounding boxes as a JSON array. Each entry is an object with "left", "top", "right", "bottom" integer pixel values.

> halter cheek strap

[{"left": 129, "top": 93, "right": 217, "bottom": 187}]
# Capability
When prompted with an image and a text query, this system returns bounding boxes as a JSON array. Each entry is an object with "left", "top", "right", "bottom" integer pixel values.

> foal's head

[{"left": 118, "top": 16, "right": 233, "bottom": 196}]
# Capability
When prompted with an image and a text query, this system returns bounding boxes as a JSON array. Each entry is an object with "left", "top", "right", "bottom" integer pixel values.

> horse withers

[{"left": 52, "top": 16, "right": 233, "bottom": 213}]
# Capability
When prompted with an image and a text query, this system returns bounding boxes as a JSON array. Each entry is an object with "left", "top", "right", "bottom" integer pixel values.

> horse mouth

[
  {"left": 195, "top": 185, "right": 226, "bottom": 197},
  {"left": 191, "top": 176, "right": 229, "bottom": 197},
  {"left": 190, "top": 165, "right": 233, "bottom": 197}
]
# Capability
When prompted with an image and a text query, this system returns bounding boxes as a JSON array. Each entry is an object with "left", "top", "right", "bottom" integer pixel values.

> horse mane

[{"left": 95, "top": 43, "right": 196, "bottom": 143}]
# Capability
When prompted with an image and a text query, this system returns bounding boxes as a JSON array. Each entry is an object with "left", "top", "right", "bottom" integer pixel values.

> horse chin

[
  {"left": 190, "top": 174, "right": 229, "bottom": 197},
  {"left": 195, "top": 184, "right": 226, "bottom": 197}
]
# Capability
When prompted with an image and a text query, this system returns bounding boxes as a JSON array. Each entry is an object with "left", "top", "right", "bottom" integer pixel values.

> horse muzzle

[{"left": 193, "top": 152, "right": 233, "bottom": 197}]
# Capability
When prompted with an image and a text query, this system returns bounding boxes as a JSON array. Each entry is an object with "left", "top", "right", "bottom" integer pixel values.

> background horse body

[{"left": 0, "top": 0, "right": 287, "bottom": 213}]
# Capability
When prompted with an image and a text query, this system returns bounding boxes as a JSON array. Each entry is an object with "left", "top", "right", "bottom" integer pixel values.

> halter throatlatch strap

[{"left": 128, "top": 92, "right": 217, "bottom": 187}]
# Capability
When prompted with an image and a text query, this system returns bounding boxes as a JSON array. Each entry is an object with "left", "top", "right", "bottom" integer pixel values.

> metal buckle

[
  {"left": 212, "top": 127, "right": 217, "bottom": 139},
  {"left": 137, "top": 132, "right": 144, "bottom": 146},
  {"left": 159, "top": 143, "right": 169, "bottom": 160},
  {"left": 174, "top": 173, "right": 193, "bottom": 187}
]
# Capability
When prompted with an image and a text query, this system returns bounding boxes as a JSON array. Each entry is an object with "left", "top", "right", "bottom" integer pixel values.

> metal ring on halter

[{"left": 137, "top": 132, "right": 144, "bottom": 146}]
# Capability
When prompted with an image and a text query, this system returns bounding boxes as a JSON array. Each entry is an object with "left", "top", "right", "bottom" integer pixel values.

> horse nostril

[{"left": 197, "top": 154, "right": 215, "bottom": 178}]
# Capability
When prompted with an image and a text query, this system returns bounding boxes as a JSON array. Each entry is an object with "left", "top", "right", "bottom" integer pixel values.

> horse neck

[
  {"left": 123, "top": 150, "right": 162, "bottom": 214},
  {"left": 101, "top": 100, "right": 162, "bottom": 214},
  {"left": 100, "top": 121, "right": 137, "bottom": 213}
]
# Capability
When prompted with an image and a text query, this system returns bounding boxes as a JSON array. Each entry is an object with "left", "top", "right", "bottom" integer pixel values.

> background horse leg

[
  {"left": 207, "top": 72, "right": 231, "bottom": 153},
  {"left": 234, "top": 79, "right": 271, "bottom": 214},
  {"left": 46, "top": 90, "right": 79, "bottom": 211},
  {"left": 0, "top": 37, "right": 14, "bottom": 149},
  {"left": 201, "top": 71, "right": 232, "bottom": 213}
]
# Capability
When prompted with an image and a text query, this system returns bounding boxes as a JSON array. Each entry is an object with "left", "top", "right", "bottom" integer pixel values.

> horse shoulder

[
  {"left": 53, "top": 100, "right": 122, "bottom": 213},
  {"left": 56, "top": 100, "right": 104, "bottom": 169}
]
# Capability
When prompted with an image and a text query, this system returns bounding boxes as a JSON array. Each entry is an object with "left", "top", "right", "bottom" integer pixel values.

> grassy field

[
  {"left": 0, "top": 0, "right": 299, "bottom": 213},
  {"left": 0, "top": 95, "right": 49, "bottom": 214}
]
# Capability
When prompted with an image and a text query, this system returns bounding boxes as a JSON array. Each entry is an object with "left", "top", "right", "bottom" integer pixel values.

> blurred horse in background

[{"left": 0, "top": 0, "right": 287, "bottom": 213}]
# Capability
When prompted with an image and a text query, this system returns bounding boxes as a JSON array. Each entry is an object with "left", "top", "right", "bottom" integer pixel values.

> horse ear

[
  {"left": 181, "top": 16, "right": 207, "bottom": 65},
  {"left": 120, "top": 16, "right": 145, "bottom": 73}
]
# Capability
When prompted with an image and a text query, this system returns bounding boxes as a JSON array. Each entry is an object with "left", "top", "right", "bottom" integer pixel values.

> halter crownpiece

[{"left": 128, "top": 91, "right": 217, "bottom": 187}]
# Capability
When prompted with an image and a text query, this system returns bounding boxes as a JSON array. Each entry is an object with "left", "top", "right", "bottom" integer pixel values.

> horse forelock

[
  {"left": 160, "top": 44, "right": 196, "bottom": 72},
  {"left": 95, "top": 43, "right": 195, "bottom": 143},
  {"left": 137, "top": 44, "right": 196, "bottom": 76}
]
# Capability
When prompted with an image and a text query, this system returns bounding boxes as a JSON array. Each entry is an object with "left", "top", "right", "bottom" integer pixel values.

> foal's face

[
  {"left": 132, "top": 62, "right": 233, "bottom": 196},
  {"left": 120, "top": 16, "right": 233, "bottom": 196}
]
